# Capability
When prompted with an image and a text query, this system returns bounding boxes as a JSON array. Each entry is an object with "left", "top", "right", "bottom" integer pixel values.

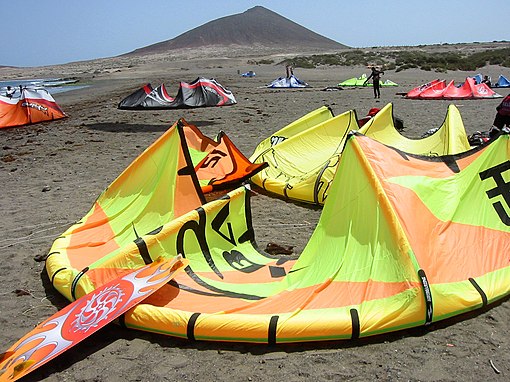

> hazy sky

[{"left": 3, "top": 0, "right": 509, "bottom": 67}]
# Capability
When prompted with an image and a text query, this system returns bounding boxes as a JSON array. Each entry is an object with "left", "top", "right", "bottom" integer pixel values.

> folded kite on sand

[
  {"left": 250, "top": 103, "right": 471, "bottom": 204},
  {"left": 266, "top": 74, "right": 309, "bottom": 88}
]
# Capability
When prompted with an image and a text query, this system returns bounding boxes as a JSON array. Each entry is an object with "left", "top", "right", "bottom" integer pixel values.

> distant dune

[{"left": 124, "top": 6, "right": 348, "bottom": 56}]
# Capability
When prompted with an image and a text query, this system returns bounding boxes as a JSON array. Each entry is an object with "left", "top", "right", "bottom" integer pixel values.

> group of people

[
  {"left": 3, "top": 85, "right": 23, "bottom": 98},
  {"left": 5, "top": 86, "right": 15, "bottom": 98}
]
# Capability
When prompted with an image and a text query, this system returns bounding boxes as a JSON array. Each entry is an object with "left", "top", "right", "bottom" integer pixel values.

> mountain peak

[{"left": 125, "top": 6, "right": 347, "bottom": 56}]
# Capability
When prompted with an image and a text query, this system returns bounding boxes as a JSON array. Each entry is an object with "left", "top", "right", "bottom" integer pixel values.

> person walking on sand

[{"left": 364, "top": 66, "right": 384, "bottom": 98}]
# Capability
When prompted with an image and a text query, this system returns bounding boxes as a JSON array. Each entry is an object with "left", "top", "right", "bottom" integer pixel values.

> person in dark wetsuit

[
  {"left": 481, "top": 75, "right": 492, "bottom": 87},
  {"left": 364, "top": 66, "right": 385, "bottom": 98},
  {"left": 490, "top": 93, "right": 510, "bottom": 137}
]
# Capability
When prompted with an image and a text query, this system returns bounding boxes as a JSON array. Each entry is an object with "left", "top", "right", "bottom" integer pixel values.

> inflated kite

[
  {"left": 0, "top": 87, "right": 66, "bottom": 129},
  {"left": 42, "top": 122, "right": 510, "bottom": 343},
  {"left": 250, "top": 103, "right": 471, "bottom": 204}
]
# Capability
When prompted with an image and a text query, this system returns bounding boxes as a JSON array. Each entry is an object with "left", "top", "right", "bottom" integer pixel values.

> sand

[{"left": 1, "top": 53, "right": 510, "bottom": 382}]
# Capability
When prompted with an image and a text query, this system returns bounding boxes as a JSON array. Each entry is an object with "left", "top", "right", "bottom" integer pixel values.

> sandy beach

[{"left": 1, "top": 52, "right": 510, "bottom": 382}]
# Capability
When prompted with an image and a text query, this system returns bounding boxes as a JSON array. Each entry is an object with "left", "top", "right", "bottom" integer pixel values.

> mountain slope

[{"left": 125, "top": 6, "right": 347, "bottom": 55}]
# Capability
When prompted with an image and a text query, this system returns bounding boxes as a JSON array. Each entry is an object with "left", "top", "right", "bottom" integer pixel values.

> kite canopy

[
  {"left": 46, "top": 124, "right": 205, "bottom": 301},
  {"left": 180, "top": 119, "right": 268, "bottom": 193},
  {"left": 241, "top": 71, "right": 256, "bottom": 77},
  {"left": 338, "top": 74, "right": 368, "bottom": 87},
  {"left": 250, "top": 107, "right": 357, "bottom": 204},
  {"left": 472, "top": 73, "right": 483, "bottom": 84},
  {"left": 46, "top": 126, "right": 510, "bottom": 343},
  {"left": 0, "top": 87, "right": 66, "bottom": 129},
  {"left": 250, "top": 103, "right": 471, "bottom": 204},
  {"left": 381, "top": 79, "right": 399, "bottom": 86},
  {"left": 359, "top": 103, "right": 471, "bottom": 156},
  {"left": 338, "top": 74, "right": 398, "bottom": 87},
  {"left": 267, "top": 75, "right": 309, "bottom": 88},
  {"left": 473, "top": 74, "right": 510, "bottom": 88},
  {"left": 118, "top": 78, "right": 237, "bottom": 109},
  {"left": 406, "top": 77, "right": 502, "bottom": 99},
  {"left": 494, "top": 75, "right": 510, "bottom": 88},
  {"left": 45, "top": 121, "right": 266, "bottom": 299}
]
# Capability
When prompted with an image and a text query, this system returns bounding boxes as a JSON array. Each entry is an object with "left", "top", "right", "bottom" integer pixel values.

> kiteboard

[{"left": 0, "top": 255, "right": 187, "bottom": 382}]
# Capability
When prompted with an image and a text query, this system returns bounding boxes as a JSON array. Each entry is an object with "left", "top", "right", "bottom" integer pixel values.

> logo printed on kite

[
  {"left": 270, "top": 136, "right": 286, "bottom": 146},
  {"left": 21, "top": 102, "right": 49, "bottom": 115},
  {"left": 418, "top": 270, "right": 433, "bottom": 325},
  {"left": 201, "top": 149, "right": 227, "bottom": 168},
  {"left": 479, "top": 161, "right": 510, "bottom": 226},
  {"left": 204, "top": 86, "right": 219, "bottom": 96},
  {"left": 478, "top": 86, "right": 488, "bottom": 94},
  {"left": 223, "top": 250, "right": 264, "bottom": 273}
]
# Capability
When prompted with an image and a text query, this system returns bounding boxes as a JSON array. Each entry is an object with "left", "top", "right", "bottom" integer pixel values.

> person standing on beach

[
  {"left": 5, "top": 86, "right": 15, "bottom": 98},
  {"left": 490, "top": 93, "right": 510, "bottom": 137},
  {"left": 481, "top": 75, "right": 492, "bottom": 87},
  {"left": 364, "top": 66, "right": 385, "bottom": 98}
]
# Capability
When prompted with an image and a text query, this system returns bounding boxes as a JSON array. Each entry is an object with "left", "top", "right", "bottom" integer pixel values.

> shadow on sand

[{"left": 86, "top": 120, "right": 221, "bottom": 133}]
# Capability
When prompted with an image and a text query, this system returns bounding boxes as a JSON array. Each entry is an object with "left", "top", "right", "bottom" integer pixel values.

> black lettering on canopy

[
  {"left": 223, "top": 250, "right": 263, "bottom": 273},
  {"left": 479, "top": 161, "right": 510, "bottom": 226},
  {"left": 176, "top": 207, "right": 223, "bottom": 279},
  {"left": 200, "top": 149, "right": 227, "bottom": 169},
  {"left": 211, "top": 201, "right": 236, "bottom": 245}
]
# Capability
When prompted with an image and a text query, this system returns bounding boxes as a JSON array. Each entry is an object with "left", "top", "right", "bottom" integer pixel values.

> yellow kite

[
  {"left": 44, "top": 125, "right": 510, "bottom": 343},
  {"left": 250, "top": 103, "right": 471, "bottom": 204}
]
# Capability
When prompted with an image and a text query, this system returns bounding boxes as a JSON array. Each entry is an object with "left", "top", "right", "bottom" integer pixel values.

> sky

[{"left": 2, "top": 0, "right": 509, "bottom": 68}]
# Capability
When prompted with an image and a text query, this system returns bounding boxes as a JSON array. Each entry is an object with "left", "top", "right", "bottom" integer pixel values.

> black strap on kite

[
  {"left": 50, "top": 267, "right": 67, "bottom": 285},
  {"left": 268, "top": 315, "right": 279, "bottom": 345},
  {"left": 469, "top": 277, "right": 488, "bottom": 307},
  {"left": 283, "top": 184, "right": 289, "bottom": 200},
  {"left": 71, "top": 267, "right": 89, "bottom": 301},
  {"left": 350, "top": 308, "right": 360, "bottom": 339},
  {"left": 418, "top": 269, "right": 433, "bottom": 325},
  {"left": 440, "top": 156, "right": 460, "bottom": 173},
  {"left": 187, "top": 312, "right": 201, "bottom": 341},
  {"left": 269, "top": 266, "right": 286, "bottom": 278},
  {"left": 46, "top": 251, "right": 60, "bottom": 259},
  {"left": 134, "top": 237, "right": 153, "bottom": 265},
  {"left": 176, "top": 122, "right": 207, "bottom": 205},
  {"left": 262, "top": 178, "right": 268, "bottom": 191}
]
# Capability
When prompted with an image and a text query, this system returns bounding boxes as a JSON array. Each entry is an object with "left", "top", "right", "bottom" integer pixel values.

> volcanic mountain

[{"left": 125, "top": 6, "right": 348, "bottom": 55}]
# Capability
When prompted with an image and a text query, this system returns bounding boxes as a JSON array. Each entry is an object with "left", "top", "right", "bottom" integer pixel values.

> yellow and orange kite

[{"left": 42, "top": 119, "right": 510, "bottom": 343}]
